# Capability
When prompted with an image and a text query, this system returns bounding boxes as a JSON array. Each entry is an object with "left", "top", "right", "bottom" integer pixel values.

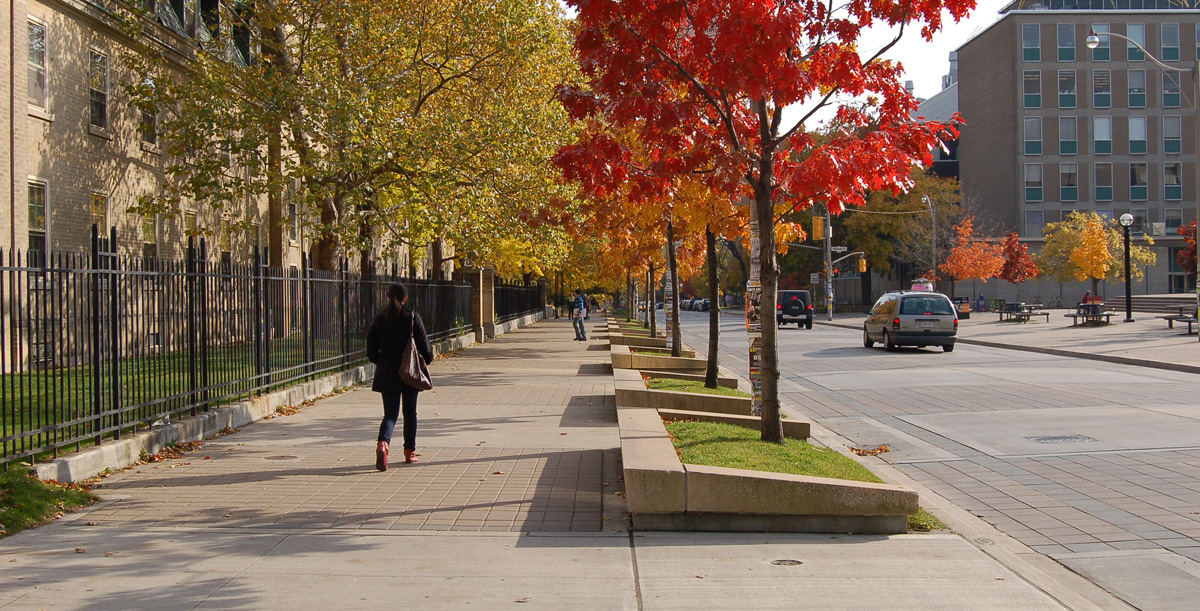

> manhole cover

[
  {"left": 264, "top": 455, "right": 299, "bottom": 460},
  {"left": 771, "top": 559, "right": 803, "bottom": 566},
  {"left": 1025, "top": 435, "right": 1097, "bottom": 444}
]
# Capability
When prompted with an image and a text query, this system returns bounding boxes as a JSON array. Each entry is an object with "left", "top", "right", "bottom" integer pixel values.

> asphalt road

[{"left": 672, "top": 310, "right": 1200, "bottom": 611}]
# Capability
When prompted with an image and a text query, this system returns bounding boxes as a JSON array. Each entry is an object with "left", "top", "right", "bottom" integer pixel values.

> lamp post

[
  {"left": 1088, "top": 29, "right": 1197, "bottom": 337},
  {"left": 1119, "top": 213, "right": 1135, "bottom": 322},
  {"left": 922, "top": 194, "right": 936, "bottom": 289}
]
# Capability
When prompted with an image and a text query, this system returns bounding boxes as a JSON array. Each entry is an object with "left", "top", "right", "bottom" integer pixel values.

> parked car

[
  {"left": 776, "top": 290, "right": 813, "bottom": 329},
  {"left": 700, "top": 298, "right": 711, "bottom": 311},
  {"left": 656, "top": 302, "right": 664, "bottom": 310},
  {"left": 862, "top": 291, "right": 957, "bottom": 352}
]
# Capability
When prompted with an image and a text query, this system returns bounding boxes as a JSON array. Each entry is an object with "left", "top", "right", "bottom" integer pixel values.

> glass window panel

[
  {"left": 1023, "top": 23, "right": 1041, "bottom": 61},
  {"left": 1058, "top": 23, "right": 1075, "bottom": 60},
  {"left": 1167, "top": 208, "right": 1183, "bottom": 230},
  {"left": 1061, "top": 163, "right": 1079, "bottom": 186},
  {"left": 1163, "top": 23, "right": 1180, "bottom": 60},
  {"left": 1094, "top": 116, "right": 1112, "bottom": 140},
  {"left": 1025, "top": 211, "right": 1045, "bottom": 238},
  {"left": 1129, "top": 116, "right": 1147, "bottom": 140},
  {"left": 1130, "top": 163, "right": 1148, "bottom": 186},
  {"left": 89, "top": 51, "right": 107, "bottom": 129},
  {"left": 1059, "top": 71, "right": 1076, "bottom": 94},
  {"left": 1024, "top": 71, "right": 1041, "bottom": 94},
  {"left": 27, "top": 21, "right": 46, "bottom": 108},
  {"left": 1129, "top": 69, "right": 1146, "bottom": 93},
  {"left": 1093, "top": 70, "right": 1110, "bottom": 94},
  {"left": 1025, "top": 164, "right": 1043, "bottom": 188},
  {"left": 1096, "top": 163, "right": 1113, "bottom": 186},
  {"left": 1024, "top": 117, "right": 1042, "bottom": 141},
  {"left": 1059, "top": 116, "right": 1077, "bottom": 141},
  {"left": 1092, "top": 23, "right": 1110, "bottom": 60},
  {"left": 1166, "top": 162, "right": 1183, "bottom": 185},
  {"left": 28, "top": 182, "right": 46, "bottom": 232},
  {"left": 1127, "top": 23, "right": 1145, "bottom": 60},
  {"left": 1165, "top": 115, "right": 1182, "bottom": 139}
]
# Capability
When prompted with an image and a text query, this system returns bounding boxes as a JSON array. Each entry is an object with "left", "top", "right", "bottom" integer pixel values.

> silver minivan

[{"left": 863, "top": 291, "right": 958, "bottom": 352}]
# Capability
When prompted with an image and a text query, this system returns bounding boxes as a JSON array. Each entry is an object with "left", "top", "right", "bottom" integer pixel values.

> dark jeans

[
  {"left": 378, "top": 388, "right": 419, "bottom": 450},
  {"left": 572, "top": 316, "right": 587, "bottom": 340}
]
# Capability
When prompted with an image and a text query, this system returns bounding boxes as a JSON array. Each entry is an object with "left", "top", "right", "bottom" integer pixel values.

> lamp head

[
  {"left": 1086, "top": 30, "right": 1101, "bottom": 49},
  {"left": 1119, "top": 212, "right": 1134, "bottom": 227}
]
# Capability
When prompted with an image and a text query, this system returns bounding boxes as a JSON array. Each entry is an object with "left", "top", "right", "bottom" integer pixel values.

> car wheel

[
  {"left": 883, "top": 329, "right": 896, "bottom": 352},
  {"left": 863, "top": 328, "right": 874, "bottom": 348},
  {"left": 805, "top": 320, "right": 813, "bottom": 330},
  {"left": 943, "top": 343, "right": 955, "bottom": 353}
]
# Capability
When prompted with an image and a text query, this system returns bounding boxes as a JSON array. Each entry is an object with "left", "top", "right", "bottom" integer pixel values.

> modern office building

[{"left": 958, "top": 0, "right": 1199, "bottom": 296}]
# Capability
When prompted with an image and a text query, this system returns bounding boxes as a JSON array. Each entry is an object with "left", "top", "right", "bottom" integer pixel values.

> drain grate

[
  {"left": 771, "top": 559, "right": 803, "bottom": 566},
  {"left": 1025, "top": 435, "right": 1096, "bottom": 445},
  {"left": 264, "top": 455, "right": 299, "bottom": 460}
]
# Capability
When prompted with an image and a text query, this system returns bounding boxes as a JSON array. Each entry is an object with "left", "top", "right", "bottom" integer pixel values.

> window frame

[
  {"left": 1022, "top": 23, "right": 1041, "bottom": 62},
  {"left": 1025, "top": 210, "right": 1045, "bottom": 238},
  {"left": 1126, "top": 23, "right": 1146, "bottom": 61},
  {"left": 1060, "top": 162, "right": 1079, "bottom": 202},
  {"left": 1128, "top": 69, "right": 1147, "bottom": 108},
  {"left": 1130, "top": 162, "right": 1149, "bottom": 201},
  {"left": 1165, "top": 161, "right": 1183, "bottom": 201},
  {"left": 89, "top": 192, "right": 109, "bottom": 230},
  {"left": 1095, "top": 162, "right": 1114, "bottom": 201},
  {"left": 1092, "top": 69, "right": 1111, "bottom": 108},
  {"left": 1129, "top": 116, "right": 1148, "bottom": 155},
  {"left": 1058, "top": 23, "right": 1075, "bottom": 61},
  {"left": 1024, "top": 116, "right": 1043, "bottom": 155},
  {"left": 1162, "top": 23, "right": 1180, "bottom": 61},
  {"left": 1163, "top": 71, "right": 1182, "bottom": 108},
  {"left": 1023, "top": 70, "right": 1042, "bottom": 109},
  {"left": 1131, "top": 208, "right": 1149, "bottom": 237},
  {"left": 88, "top": 48, "right": 109, "bottom": 131},
  {"left": 1025, "top": 163, "right": 1044, "bottom": 202},
  {"left": 28, "top": 178, "right": 49, "bottom": 266},
  {"left": 1166, "top": 207, "right": 1183, "bottom": 232},
  {"left": 1164, "top": 115, "right": 1182, "bottom": 154},
  {"left": 1059, "top": 116, "right": 1078, "bottom": 155},
  {"left": 1058, "top": 70, "right": 1077, "bottom": 108},
  {"left": 27, "top": 18, "right": 47, "bottom": 110},
  {"left": 1094, "top": 116, "right": 1113, "bottom": 155}
]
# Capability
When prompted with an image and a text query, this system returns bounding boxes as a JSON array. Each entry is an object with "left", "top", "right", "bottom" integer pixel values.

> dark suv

[{"left": 777, "top": 290, "right": 813, "bottom": 329}]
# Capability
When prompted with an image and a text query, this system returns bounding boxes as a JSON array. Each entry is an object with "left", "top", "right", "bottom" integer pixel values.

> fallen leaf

[
  {"left": 492, "top": 471, "right": 503, "bottom": 475},
  {"left": 560, "top": 433, "right": 567, "bottom": 436},
  {"left": 695, "top": 575, "right": 706, "bottom": 579},
  {"left": 85, "top": 522, "right": 98, "bottom": 526},
  {"left": 75, "top": 548, "right": 85, "bottom": 554},
  {"left": 515, "top": 598, "right": 530, "bottom": 603},
  {"left": 849, "top": 444, "right": 891, "bottom": 456},
  {"left": 105, "top": 552, "right": 117, "bottom": 557}
]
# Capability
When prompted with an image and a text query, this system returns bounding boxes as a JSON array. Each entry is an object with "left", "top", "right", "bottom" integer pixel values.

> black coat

[{"left": 367, "top": 308, "right": 434, "bottom": 393}]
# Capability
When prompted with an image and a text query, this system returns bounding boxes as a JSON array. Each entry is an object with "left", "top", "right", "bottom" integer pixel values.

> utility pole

[{"left": 823, "top": 207, "right": 833, "bottom": 321}]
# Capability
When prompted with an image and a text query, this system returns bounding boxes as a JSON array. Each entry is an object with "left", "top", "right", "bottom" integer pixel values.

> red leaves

[
  {"left": 998, "top": 232, "right": 1039, "bottom": 285},
  {"left": 1177, "top": 221, "right": 1197, "bottom": 279}
]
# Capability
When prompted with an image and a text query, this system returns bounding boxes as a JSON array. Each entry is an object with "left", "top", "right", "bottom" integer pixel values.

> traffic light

[
  {"left": 812, "top": 215, "right": 824, "bottom": 242},
  {"left": 858, "top": 258, "right": 868, "bottom": 273}
]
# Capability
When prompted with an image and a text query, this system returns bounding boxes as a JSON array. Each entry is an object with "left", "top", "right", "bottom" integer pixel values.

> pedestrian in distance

[
  {"left": 572, "top": 289, "right": 588, "bottom": 341},
  {"left": 367, "top": 283, "right": 434, "bottom": 471}
]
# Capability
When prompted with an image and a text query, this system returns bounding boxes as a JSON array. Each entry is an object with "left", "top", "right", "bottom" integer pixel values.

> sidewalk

[{"left": 0, "top": 318, "right": 1089, "bottom": 609}]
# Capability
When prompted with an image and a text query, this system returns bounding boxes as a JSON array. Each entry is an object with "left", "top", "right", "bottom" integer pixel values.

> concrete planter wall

[
  {"left": 610, "top": 345, "right": 706, "bottom": 372},
  {"left": 640, "top": 370, "right": 739, "bottom": 389},
  {"left": 613, "top": 368, "right": 916, "bottom": 534}
]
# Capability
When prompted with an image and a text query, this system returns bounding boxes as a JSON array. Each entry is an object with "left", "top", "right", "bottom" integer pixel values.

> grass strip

[
  {"left": 907, "top": 508, "right": 948, "bottom": 532},
  {"left": 664, "top": 420, "right": 882, "bottom": 483},
  {"left": 0, "top": 465, "right": 97, "bottom": 537},
  {"left": 631, "top": 348, "right": 688, "bottom": 357},
  {"left": 646, "top": 377, "right": 749, "bottom": 397}
]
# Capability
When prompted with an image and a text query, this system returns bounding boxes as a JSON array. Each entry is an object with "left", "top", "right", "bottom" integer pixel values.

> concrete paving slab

[
  {"left": 821, "top": 416, "right": 959, "bottom": 463},
  {"left": 633, "top": 533, "right": 1065, "bottom": 610},
  {"left": 1055, "top": 549, "right": 1200, "bottom": 611}
]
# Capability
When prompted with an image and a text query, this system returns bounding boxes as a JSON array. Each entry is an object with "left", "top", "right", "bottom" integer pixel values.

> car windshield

[{"left": 900, "top": 296, "right": 954, "bottom": 315}]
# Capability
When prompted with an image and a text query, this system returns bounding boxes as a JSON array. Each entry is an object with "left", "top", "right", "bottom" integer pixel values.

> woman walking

[{"left": 366, "top": 283, "right": 434, "bottom": 471}]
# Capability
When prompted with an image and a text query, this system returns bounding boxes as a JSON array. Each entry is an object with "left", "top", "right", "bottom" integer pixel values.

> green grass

[
  {"left": 631, "top": 348, "right": 689, "bottom": 357},
  {"left": 664, "top": 420, "right": 883, "bottom": 483},
  {"left": 907, "top": 508, "right": 948, "bottom": 532},
  {"left": 0, "top": 464, "right": 97, "bottom": 537},
  {"left": 646, "top": 378, "right": 750, "bottom": 397}
]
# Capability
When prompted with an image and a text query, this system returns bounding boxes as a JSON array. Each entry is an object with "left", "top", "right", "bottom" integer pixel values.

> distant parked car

[
  {"left": 863, "top": 291, "right": 957, "bottom": 352},
  {"left": 776, "top": 290, "right": 813, "bottom": 329},
  {"left": 656, "top": 302, "right": 664, "bottom": 310},
  {"left": 699, "top": 298, "right": 711, "bottom": 311}
]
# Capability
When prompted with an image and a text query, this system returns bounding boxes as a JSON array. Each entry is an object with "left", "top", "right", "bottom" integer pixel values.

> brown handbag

[{"left": 399, "top": 315, "right": 433, "bottom": 391}]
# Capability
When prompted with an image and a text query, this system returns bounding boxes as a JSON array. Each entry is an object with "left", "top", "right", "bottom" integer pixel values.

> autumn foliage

[
  {"left": 998, "top": 233, "right": 1039, "bottom": 296},
  {"left": 940, "top": 217, "right": 1002, "bottom": 292},
  {"left": 1177, "top": 221, "right": 1197, "bottom": 280}
]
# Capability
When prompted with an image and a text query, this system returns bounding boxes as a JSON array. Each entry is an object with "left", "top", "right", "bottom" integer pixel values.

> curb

[{"left": 816, "top": 319, "right": 1199, "bottom": 376}]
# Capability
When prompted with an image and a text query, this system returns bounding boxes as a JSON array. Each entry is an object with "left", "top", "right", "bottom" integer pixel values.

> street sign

[
  {"left": 810, "top": 273, "right": 819, "bottom": 284},
  {"left": 830, "top": 246, "right": 848, "bottom": 253}
]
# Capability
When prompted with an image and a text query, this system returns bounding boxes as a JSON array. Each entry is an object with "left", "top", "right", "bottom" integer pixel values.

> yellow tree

[{"left": 1070, "top": 214, "right": 1111, "bottom": 295}]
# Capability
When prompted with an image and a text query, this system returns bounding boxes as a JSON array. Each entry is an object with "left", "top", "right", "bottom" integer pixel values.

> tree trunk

[
  {"left": 1092, "top": 277, "right": 1100, "bottom": 296},
  {"left": 725, "top": 238, "right": 749, "bottom": 296},
  {"left": 668, "top": 221, "right": 682, "bottom": 357},
  {"left": 626, "top": 270, "right": 633, "bottom": 322},
  {"left": 431, "top": 238, "right": 446, "bottom": 281},
  {"left": 705, "top": 225, "right": 720, "bottom": 389},
  {"left": 648, "top": 263, "right": 657, "bottom": 337},
  {"left": 751, "top": 103, "right": 783, "bottom": 443},
  {"left": 314, "top": 192, "right": 341, "bottom": 270},
  {"left": 267, "top": 126, "right": 284, "bottom": 267}
]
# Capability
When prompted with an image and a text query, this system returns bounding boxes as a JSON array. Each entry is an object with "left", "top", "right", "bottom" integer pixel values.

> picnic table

[
  {"left": 1064, "top": 302, "right": 1116, "bottom": 326},
  {"left": 998, "top": 302, "right": 1050, "bottom": 323},
  {"left": 1157, "top": 306, "right": 1199, "bottom": 334}
]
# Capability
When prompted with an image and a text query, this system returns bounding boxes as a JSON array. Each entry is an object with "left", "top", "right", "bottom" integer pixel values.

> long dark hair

[{"left": 384, "top": 283, "right": 409, "bottom": 322}]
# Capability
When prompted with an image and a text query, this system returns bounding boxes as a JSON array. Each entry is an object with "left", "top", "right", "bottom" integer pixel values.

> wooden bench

[
  {"left": 1158, "top": 306, "right": 1199, "bottom": 334},
  {"left": 1010, "top": 310, "right": 1051, "bottom": 323},
  {"left": 1064, "top": 303, "right": 1115, "bottom": 326},
  {"left": 1000, "top": 303, "right": 1050, "bottom": 323}
]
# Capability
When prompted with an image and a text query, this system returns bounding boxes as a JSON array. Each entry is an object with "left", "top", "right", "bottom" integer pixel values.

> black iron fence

[
  {"left": 494, "top": 282, "right": 544, "bottom": 323},
  {"left": 1, "top": 227, "right": 472, "bottom": 467}
]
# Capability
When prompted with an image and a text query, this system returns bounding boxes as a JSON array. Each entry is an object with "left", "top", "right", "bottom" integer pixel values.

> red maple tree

[
  {"left": 555, "top": 0, "right": 971, "bottom": 441},
  {"left": 1177, "top": 221, "right": 1196, "bottom": 280},
  {"left": 998, "top": 232, "right": 1039, "bottom": 300}
]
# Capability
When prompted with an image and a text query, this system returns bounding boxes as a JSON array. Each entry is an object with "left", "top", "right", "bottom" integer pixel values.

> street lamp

[
  {"left": 1119, "top": 213, "right": 1135, "bottom": 323},
  {"left": 921, "top": 194, "right": 936, "bottom": 288},
  {"left": 1088, "top": 29, "right": 1196, "bottom": 335}
]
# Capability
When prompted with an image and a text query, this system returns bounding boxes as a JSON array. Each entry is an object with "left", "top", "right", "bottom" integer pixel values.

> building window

[
  {"left": 1022, "top": 23, "right": 1040, "bottom": 62},
  {"left": 142, "top": 215, "right": 158, "bottom": 259},
  {"left": 1128, "top": 69, "right": 1146, "bottom": 108},
  {"left": 1025, "top": 163, "right": 1043, "bottom": 202},
  {"left": 1059, "top": 116, "right": 1078, "bottom": 155},
  {"left": 89, "top": 192, "right": 108, "bottom": 229},
  {"left": 1058, "top": 70, "right": 1076, "bottom": 108},
  {"left": 184, "top": 211, "right": 198, "bottom": 239},
  {"left": 1023, "top": 71, "right": 1041, "bottom": 109},
  {"left": 89, "top": 50, "right": 108, "bottom": 129},
  {"left": 28, "top": 181, "right": 47, "bottom": 266},
  {"left": 288, "top": 203, "right": 299, "bottom": 241},
  {"left": 1095, "top": 162, "right": 1113, "bottom": 201},
  {"left": 1092, "top": 23, "right": 1110, "bottom": 61},
  {"left": 1094, "top": 116, "right": 1112, "bottom": 155},
  {"left": 1096, "top": 210, "right": 1113, "bottom": 223},
  {"left": 1126, "top": 23, "right": 1145, "bottom": 61},
  {"left": 1169, "top": 246, "right": 1193, "bottom": 293},
  {"left": 140, "top": 111, "right": 157, "bottom": 145},
  {"left": 1164, "top": 116, "right": 1182, "bottom": 154},
  {"left": 1093, "top": 70, "right": 1111, "bottom": 108},
  {"left": 1163, "top": 71, "right": 1182, "bottom": 108},
  {"left": 1130, "top": 162, "right": 1148, "bottom": 201},
  {"left": 1131, "top": 208, "right": 1148, "bottom": 236},
  {"left": 1024, "top": 117, "right": 1042, "bottom": 155},
  {"left": 1025, "top": 210, "right": 1045, "bottom": 238},
  {"left": 28, "top": 20, "right": 47, "bottom": 109},
  {"left": 1162, "top": 23, "right": 1180, "bottom": 61},
  {"left": 1167, "top": 208, "right": 1183, "bottom": 232},
  {"left": 1060, "top": 163, "right": 1079, "bottom": 202},
  {"left": 1058, "top": 23, "right": 1075, "bottom": 61},
  {"left": 1129, "top": 116, "right": 1148, "bottom": 154},
  {"left": 1165, "top": 162, "right": 1183, "bottom": 200}
]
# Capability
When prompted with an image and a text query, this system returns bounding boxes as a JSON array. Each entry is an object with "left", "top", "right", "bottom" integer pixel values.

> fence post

[
  {"left": 341, "top": 258, "right": 349, "bottom": 366},
  {"left": 482, "top": 268, "right": 496, "bottom": 340},
  {"left": 186, "top": 236, "right": 198, "bottom": 417},
  {"left": 262, "top": 250, "right": 272, "bottom": 390},
  {"left": 302, "top": 252, "right": 312, "bottom": 376},
  {"left": 107, "top": 227, "right": 120, "bottom": 439},
  {"left": 89, "top": 225, "right": 103, "bottom": 445},
  {"left": 253, "top": 247, "right": 264, "bottom": 393},
  {"left": 198, "top": 238, "right": 210, "bottom": 411}
]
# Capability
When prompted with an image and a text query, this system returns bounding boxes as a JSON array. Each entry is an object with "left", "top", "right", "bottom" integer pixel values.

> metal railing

[
  {"left": 494, "top": 282, "right": 543, "bottom": 323},
  {"left": 1, "top": 227, "right": 472, "bottom": 467}
]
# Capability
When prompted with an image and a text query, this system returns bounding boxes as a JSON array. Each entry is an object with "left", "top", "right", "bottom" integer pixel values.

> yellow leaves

[
  {"left": 774, "top": 222, "right": 805, "bottom": 254},
  {"left": 1069, "top": 214, "right": 1112, "bottom": 282}
]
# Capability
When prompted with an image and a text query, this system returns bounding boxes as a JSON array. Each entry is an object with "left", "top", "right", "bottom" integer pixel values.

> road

[{"left": 672, "top": 310, "right": 1200, "bottom": 611}]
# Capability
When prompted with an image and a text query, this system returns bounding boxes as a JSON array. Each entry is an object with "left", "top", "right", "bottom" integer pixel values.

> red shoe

[
  {"left": 376, "top": 441, "right": 389, "bottom": 471},
  {"left": 404, "top": 449, "right": 419, "bottom": 464}
]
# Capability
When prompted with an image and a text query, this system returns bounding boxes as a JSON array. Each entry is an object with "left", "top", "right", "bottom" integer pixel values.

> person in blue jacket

[{"left": 572, "top": 289, "right": 588, "bottom": 341}]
